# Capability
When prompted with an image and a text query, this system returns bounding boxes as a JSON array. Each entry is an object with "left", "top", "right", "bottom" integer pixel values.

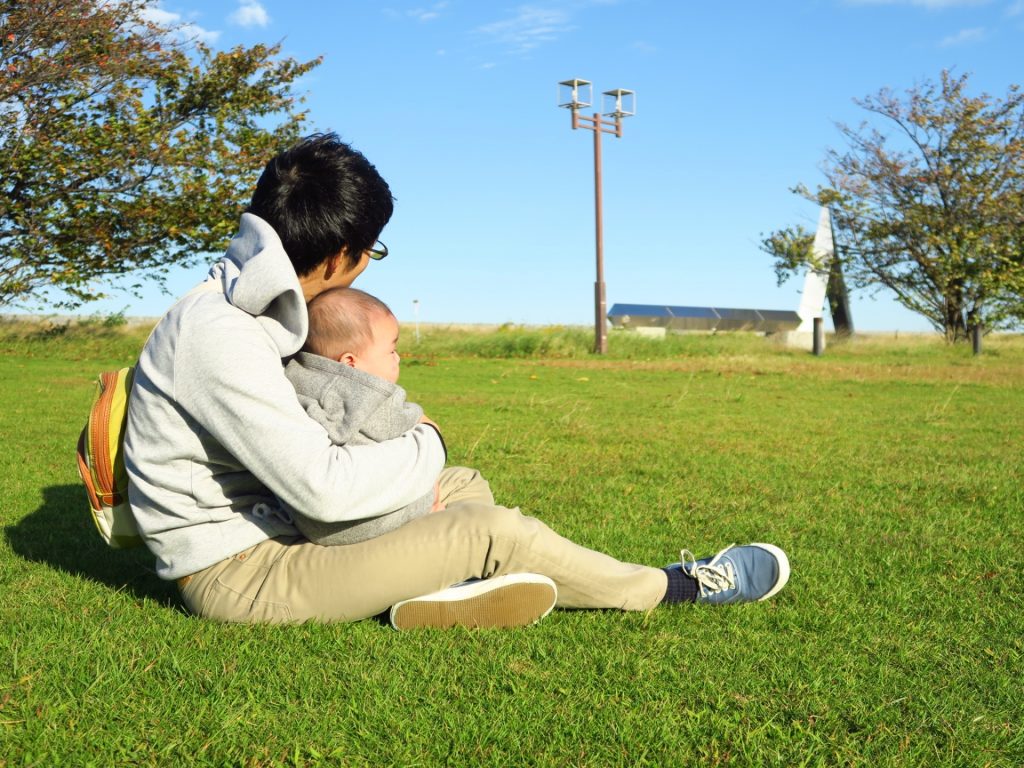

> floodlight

[
  {"left": 602, "top": 89, "right": 635, "bottom": 118},
  {"left": 558, "top": 78, "right": 592, "bottom": 110}
]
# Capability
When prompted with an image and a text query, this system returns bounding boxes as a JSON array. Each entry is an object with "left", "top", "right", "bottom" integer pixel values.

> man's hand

[
  {"left": 430, "top": 480, "right": 446, "bottom": 513},
  {"left": 419, "top": 415, "right": 445, "bottom": 512}
]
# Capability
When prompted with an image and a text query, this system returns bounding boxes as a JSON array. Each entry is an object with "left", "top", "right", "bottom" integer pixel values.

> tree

[
  {"left": 0, "top": 0, "right": 321, "bottom": 308},
  {"left": 762, "top": 72, "right": 1024, "bottom": 342}
]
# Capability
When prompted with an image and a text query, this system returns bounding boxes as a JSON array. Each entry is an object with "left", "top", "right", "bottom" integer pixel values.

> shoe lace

[{"left": 681, "top": 544, "right": 736, "bottom": 597}]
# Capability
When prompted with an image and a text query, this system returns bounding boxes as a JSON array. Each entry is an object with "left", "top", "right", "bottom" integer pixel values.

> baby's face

[{"left": 352, "top": 312, "right": 401, "bottom": 383}]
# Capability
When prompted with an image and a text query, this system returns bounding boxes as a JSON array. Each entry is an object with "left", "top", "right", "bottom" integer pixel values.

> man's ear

[
  {"left": 337, "top": 352, "right": 357, "bottom": 368},
  {"left": 323, "top": 250, "right": 345, "bottom": 281}
]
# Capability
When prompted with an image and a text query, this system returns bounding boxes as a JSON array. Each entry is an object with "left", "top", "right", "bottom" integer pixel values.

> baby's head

[{"left": 304, "top": 288, "right": 400, "bottom": 383}]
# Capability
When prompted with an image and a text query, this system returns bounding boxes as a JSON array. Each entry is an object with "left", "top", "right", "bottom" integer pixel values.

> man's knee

[{"left": 438, "top": 466, "right": 495, "bottom": 506}]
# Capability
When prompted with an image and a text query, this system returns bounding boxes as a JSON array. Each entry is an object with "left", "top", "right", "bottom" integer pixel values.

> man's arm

[{"left": 176, "top": 314, "right": 445, "bottom": 523}]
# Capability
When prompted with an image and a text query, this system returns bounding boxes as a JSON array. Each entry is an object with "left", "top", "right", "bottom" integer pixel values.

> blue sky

[{"left": 73, "top": 0, "right": 1024, "bottom": 331}]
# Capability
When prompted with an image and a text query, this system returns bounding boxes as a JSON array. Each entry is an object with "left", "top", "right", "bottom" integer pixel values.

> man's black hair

[{"left": 246, "top": 133, "right": 394, "bottom": 276}]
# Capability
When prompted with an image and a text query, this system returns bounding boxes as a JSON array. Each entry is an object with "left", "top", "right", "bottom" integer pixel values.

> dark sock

[{"left": 661, "top": 567, "right": 698, "bottom": 604}]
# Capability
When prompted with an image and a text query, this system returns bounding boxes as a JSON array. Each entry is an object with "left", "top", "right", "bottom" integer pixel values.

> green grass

[{"left": 1, "top": 319, "right": 1022, "bottom": 766}]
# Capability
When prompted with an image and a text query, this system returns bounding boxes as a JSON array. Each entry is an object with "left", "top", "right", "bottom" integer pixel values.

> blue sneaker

[{"left": 672, "top": 543, "right": 790, "bottom": 605}]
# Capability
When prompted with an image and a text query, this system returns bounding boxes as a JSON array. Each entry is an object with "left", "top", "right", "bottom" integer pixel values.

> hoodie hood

[{"left": 207, "top": 212, "right": 308, "bottom": 357}]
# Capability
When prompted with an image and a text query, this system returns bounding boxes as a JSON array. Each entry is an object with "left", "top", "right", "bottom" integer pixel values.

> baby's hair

[{"left": 304, "top": 287, "right": 394, "bottom": 360}]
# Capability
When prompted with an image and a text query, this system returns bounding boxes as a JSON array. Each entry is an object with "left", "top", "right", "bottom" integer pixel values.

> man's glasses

[{"left": 368, "top": 241, "right": 388, "bottom": 260}]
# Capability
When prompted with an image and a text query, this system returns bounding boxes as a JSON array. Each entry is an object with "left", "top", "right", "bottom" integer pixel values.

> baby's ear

[{"left": 338, "top": 352, "right": 357, "bottom": 368}]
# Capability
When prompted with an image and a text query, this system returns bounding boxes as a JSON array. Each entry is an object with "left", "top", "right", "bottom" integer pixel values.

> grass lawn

[{"left": 1, "top": 319, "right": 1021, "bottom": 766}]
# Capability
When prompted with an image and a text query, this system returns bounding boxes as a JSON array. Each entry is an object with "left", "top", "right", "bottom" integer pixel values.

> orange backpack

[{"left": 75, "top": 367, "right": 143, "bottom": 549}]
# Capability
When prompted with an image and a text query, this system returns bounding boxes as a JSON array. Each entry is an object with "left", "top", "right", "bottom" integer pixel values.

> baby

[{"left": 284, "top": 287, "right": 442, "bottom": 545}]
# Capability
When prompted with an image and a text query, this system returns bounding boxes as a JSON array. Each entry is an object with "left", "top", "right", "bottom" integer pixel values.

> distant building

[{"left": 607, "top": 304, "right": 801, "bottom": 334}]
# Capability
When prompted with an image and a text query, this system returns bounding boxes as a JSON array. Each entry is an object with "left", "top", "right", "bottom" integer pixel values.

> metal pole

[
  {"left": 972, "top": 323, "right": 982, "bottom": 355},
  {"left": 813, "top": 317, "right": 824, "bottom": 356},
  {"left": 592, "top": 113, "right": 607, "bottom": 355}
]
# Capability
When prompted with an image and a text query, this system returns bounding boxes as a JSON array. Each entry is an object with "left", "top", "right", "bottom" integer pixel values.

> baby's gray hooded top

[
  {"left": 124, "top": 213, "right": 446, "bottom": 579},
  {"left": 283, "top": 353, "right": 435, "bottom": 545}
]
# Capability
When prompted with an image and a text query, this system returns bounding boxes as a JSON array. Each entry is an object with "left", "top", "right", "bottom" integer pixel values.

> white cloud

[
  {"left": 405, "top": 2, "right": 449, "bottom": 22},
  {"left": 137, "top": 4, "right": 220, "bottom": 43},
  {"left": 137, "top": 6, "right": 179, "bottom": 25},
  {"left": 939, "top": 26, "right": 987, "bottom": 44},
  {"left": 229, "top": 0, "right": 270, "bottom": 28},
  {"left": 475, "top": 6, "right": 574, "bottom": 55}
]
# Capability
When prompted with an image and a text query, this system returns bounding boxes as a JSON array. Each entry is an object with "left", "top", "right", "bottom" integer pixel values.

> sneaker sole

[
  {"left": 750, "top": 542, "right": 790, "bottom": 601},
  {"left": 390, "top": 574, "right": 557, "bottom": 630}
]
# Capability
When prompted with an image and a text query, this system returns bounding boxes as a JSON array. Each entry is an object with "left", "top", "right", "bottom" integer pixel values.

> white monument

[
  {"left": 797, "top": 206, "right": 834, "bottom": 332},
  {"left": 782, "top": 206, "right": 834, "bottom": 350}
]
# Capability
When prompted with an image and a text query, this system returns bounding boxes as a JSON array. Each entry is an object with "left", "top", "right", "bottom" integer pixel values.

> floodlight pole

[{"left": 559, "top": 81, "right": 633, "bottom": 355}]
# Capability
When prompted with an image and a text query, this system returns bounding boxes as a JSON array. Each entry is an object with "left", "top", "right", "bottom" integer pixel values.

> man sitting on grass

[{"left": 124, "top": 132, "right": 790, "bottom": 629}]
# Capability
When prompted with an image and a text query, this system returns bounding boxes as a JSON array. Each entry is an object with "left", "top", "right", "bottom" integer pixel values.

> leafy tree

[
  {"left": 0, "top": 0, "right": 321, "bottom": 308},
  {"left": 762, "top": 71, "right": 1024, "bottom": 342}
]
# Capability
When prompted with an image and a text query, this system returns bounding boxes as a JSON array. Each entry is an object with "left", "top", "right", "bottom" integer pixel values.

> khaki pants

[{"left": 178, "top": 467, "right": 668, "bottom": 623}]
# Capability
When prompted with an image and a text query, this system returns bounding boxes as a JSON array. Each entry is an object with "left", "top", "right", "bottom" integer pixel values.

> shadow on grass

[{"left": 4, "top": 483, "right": 181, "bottom": 609}]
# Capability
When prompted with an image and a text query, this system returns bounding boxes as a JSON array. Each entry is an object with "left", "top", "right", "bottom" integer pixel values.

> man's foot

[
  {"left": 669, "top": 543, "right": 790, "bottom": 605},
  {"left": 390, "top": 573, "right": 557, "bottom": 630}
]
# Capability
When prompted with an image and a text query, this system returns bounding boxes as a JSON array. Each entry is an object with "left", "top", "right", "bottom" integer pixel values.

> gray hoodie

[
  {"left": 283, "top": 353, "right": 435, "bottom": 545},
  {"left": 124, "top": 213, "right": 446, "bottom": 579}
]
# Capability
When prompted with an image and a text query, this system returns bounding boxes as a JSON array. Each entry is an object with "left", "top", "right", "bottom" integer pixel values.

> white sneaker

[{"left": 389, "top": 573, "right": 557, "bottom": 630}]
